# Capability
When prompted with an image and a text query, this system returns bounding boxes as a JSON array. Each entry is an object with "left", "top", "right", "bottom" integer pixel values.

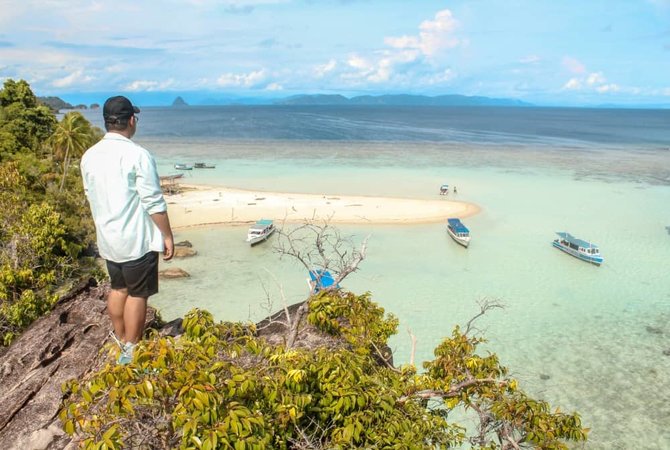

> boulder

[
  {"left": 174, "top": 247, "right": 197, "bottom": 258},
  {"left": 159, "top": 267, "right": 191, "bottom": 279}
]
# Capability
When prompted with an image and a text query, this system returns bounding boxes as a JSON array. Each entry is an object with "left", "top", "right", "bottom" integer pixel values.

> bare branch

[
  {"left": 464, "top": 298, "right": 504, "bottom": 335},
  {"left": 407, "top": 327, "right": 417, "bottom": 367},
  {"left": 398, "top": 378, "right": 508, "bottom": 403}
]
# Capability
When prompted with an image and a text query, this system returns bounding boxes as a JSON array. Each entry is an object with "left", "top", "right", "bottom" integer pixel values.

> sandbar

[{"left": 167, "top": 184, "right": 480, "bottom": 229}]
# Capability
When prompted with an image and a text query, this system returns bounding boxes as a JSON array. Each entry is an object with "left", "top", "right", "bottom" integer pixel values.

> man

[{"left": 81, "top": 95, "right": 174, "bottom": 365}]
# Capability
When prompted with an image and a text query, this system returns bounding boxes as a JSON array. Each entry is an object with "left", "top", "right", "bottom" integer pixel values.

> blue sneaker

[{"left": 117, "top": 342, "right": 136, "bottom": 365}]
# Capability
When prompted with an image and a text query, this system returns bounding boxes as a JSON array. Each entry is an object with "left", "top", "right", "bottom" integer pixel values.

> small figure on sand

[{"left": 453, "top": 186, "right": 458, "bottom": 194}]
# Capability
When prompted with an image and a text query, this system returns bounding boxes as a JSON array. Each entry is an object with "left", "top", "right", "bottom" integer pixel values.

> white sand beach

[{"left": 166, "top": 184, "right": 480, "bottom": 229}]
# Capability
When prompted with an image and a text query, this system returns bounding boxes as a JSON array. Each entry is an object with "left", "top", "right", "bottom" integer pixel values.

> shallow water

[
  {"left": 142, "top": 140, "right": 670, "bottom": 449},
  {"left": 78, "top": 105, "right": 670, "bottom": 448}
]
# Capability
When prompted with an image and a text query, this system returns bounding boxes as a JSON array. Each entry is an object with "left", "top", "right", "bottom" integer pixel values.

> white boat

[
  {"left": 552, "top": 232, "right": 604, "bottom": 266},
  {"left": 246, "top": 219, "right": 276, "bottom": 246},
  {"left": 174, "top": 163, "right": 193, "bottom": 170},
  {"left": 447, "top": 218, "right": 470, "bottom": 248}
]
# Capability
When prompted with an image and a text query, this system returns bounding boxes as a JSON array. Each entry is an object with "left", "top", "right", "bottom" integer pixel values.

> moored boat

[
  {"left": 174, "top": 163, "right": 193, "bottom": 170},
  {"left": 246, "top": 219, "right": 276, "bottom": 246},
  {"left": 194, "top": 162, "right": 216, "bottom": 169},
  {"left": 308, "top": 269, "right": 339, "bottom": 294},
  {"left": 552, "top": 232, "right": 604, "bottom": 266},
  {"left": 446, "top": 218, "right": 470, "bottom": 247},
  {"left": 439, "top": 184, "right": 449, "bottom": 195}
]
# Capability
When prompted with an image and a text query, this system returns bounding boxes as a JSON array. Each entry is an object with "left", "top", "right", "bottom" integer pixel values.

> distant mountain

[
  {"left": 172, "top": 96, "right": 188, "bottom": 107},
  {"left": 275, "top": 94, "right": 532, "bottom": 107},
  {"left": 38, "top": 96, "right": 74, "bottom": 112}
]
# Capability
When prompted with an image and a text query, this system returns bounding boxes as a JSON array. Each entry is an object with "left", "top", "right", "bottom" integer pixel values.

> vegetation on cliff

[
  {"left": 60, "top": 295, "right": 588, "bottom": 449},
  {"left": 0, "top": 79, "right": 101, "bottom": 345}
]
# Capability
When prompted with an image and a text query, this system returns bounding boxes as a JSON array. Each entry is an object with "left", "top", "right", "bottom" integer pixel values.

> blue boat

[
  {"left": 552, "top": 232, "right": 604, "bottom": 266},
  {"left": 308, "top": 269, "right": 339, "bottom": 294},
  {"left": 447, "top": 218, "right": 470, "bottom": 248}
]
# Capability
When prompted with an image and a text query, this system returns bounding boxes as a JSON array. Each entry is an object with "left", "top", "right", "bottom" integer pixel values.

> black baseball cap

[{"left": 103, "top": 96, "right": 140, "bottom": 123}]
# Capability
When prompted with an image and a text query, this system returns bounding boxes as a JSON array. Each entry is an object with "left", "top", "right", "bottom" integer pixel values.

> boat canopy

[
  {"left": 440, "top": 184, "right": 449, "bottom": 189},
  {"left": 309, "top": 269, "right": 339, "bottom": 291},
  {"left": 555, "top": 232, "right": 598, "bottom": 249},
  {"left": 249, "top": 219, "right": 273, "bottom": 232},
  {"left": 448, "top": 218, "right": 469, "bottom": 234}
]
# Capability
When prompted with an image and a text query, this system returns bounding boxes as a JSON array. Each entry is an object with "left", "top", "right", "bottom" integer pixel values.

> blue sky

[{"left": 1, "top": 0, "right": 669, "bottom": 106}]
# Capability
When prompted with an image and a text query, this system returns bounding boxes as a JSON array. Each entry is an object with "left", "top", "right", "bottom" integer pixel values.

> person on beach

[{"left": 81, "top": 95, "right": 175, "bottom": 365}]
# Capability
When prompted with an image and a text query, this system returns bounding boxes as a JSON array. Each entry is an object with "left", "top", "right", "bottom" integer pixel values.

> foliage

[
  {"left": 0, "top": 79, "right": 100, "bottom": 345},
  {"left": 60, "top": 294, "right": 588, "bottom": 449},
  {"left": 49, "top": 111, "right": 101, "bottom": 191}
]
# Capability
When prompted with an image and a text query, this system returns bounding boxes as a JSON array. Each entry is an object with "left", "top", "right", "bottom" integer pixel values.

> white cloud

[
  {"left": 216, "top": 69, "right": 266, "bottom": 88},
  {"left": 586, "top": 72, "right": 606, "bottom": 85},
  {"left": 314, "top": 59, "right": 337, "bottom": 78},
  {"left": 519, "top": 55, "right": 541, "bottom": 64},
  {"left": 563, "top": 70, "right": 621, "bottom": 94},
  {"left": 563, "top": 78, "right": 581, "bottom": 90},
  {"left": 384, "top": 9, "right": 460, "bottom": 58},
  {"left": 596, "top": 83, "right": 619, "bottom": 93},
  {"left": 339, "top": 9, "right": 461, "bottom": 86},
  {"left": 123, "top": 79, "right": 175, "bottom": 91},
  {"left": 422, "top": 68, "right": 456, "bottom": 85},
  {"left": 265, "top": 82, "right": 283, "bottom": 91},
  {"left": 51, "top": 69, "right": 93, "bottom": 88},
  {"left": 562, "top": 56, "right": 586, "bottom": 74}
]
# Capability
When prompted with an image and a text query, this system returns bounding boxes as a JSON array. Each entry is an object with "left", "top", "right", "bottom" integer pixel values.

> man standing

[{"left": 81, "top": 96, "right": 174, "bottom": 364}]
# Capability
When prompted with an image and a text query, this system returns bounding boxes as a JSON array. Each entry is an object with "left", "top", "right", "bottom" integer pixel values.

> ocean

[{"left": 80, "top": 105, "right": 670, "bottom": 448}]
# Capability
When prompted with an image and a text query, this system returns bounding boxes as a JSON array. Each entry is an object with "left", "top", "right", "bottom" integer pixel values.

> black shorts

[{"left": 106, "top": 251, "right": 159, "bottom": 298}]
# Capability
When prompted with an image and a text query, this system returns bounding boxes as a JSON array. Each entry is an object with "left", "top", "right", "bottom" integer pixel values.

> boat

[
  {"left": 439, "top": 184, "right": 449, "bottom": 195},
  {"left": 174, "top": 163, "right": 193, "bottom": 170},
  {"left": 446, "top": 218, "right": 470, "bottom": 248},
  {"left": 552, "top": 232, "right": 604, "bottom": 266},
  {"left": 308, "top": 269, "right": 339, "bottom": 294},
  {"left": 194, "top": 162, "right": 216, "bottom": 169},
  {"left": 246, "top": 219, "right": 276, "bottom": 245}
]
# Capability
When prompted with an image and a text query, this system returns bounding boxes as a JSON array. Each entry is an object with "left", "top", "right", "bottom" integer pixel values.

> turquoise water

[{"left": 142, "top": 138, "right": 670, "bottom": 449}]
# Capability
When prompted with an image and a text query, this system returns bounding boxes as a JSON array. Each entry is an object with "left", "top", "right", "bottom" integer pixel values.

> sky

[{"left": 1, "top": 0, "right": 670, "bottom": 106}]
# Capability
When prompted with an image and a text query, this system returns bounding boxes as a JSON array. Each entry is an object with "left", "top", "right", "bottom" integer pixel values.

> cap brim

[{"left": 133, "top": 106, "right": 141, "bottom": 114}]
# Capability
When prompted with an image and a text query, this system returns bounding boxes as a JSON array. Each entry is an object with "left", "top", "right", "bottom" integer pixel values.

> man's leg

[
  {"left": 124, "top": 295, "right": 148, "bottom": 344},
  {"left": 107, "top": 288, "right": 129, "bottom": 341}
]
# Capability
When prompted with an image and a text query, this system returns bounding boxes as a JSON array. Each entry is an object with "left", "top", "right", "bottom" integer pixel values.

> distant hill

[
  {"left": 38, "top": 96, "right": 74, "bottom": 112},
  {"left": 275, "top": 94, "right": 532, "bottom": 107},
  {"left": 172, "top": 96, "right": 188, "bottom": 107}
]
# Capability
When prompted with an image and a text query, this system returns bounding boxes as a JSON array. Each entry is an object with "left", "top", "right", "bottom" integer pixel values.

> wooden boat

[
  {"left": 194, "top": 162, "right": 216, "bottom": 169},
  {"left": 308, "top": 269, "right": 339, "bottom": 294},
  {"left": 552, "top": 232, "right": 604, "bottom": 266},
  {"left": 447, "top": 218, "right": 470, "bottom": 248},
  {"left": 174, "top": 163, "right": 193, "bottom": 170},
  {"left": 246, "top": 219, "right": 276, "bottom": 246}
]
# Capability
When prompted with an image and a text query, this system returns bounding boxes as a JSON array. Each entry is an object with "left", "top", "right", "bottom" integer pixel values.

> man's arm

[{"left": 150, "top": 211, "right": 174, "bottom": 261}]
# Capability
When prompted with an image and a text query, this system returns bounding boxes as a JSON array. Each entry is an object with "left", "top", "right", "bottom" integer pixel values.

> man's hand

[
  {"left": 150, "top": 211, "right": 175, "bottom": 261},
  {"left": 163, "top": 236, "right": 174, "bottom": 261}
]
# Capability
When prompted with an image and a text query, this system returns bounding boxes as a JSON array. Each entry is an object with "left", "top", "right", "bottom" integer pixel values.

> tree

[
  {"left": 0, "top": 79, "right": 38, "bottom": 108},
  {"left": 59, "top": 224, "right": 588, "bottom": 449},
  {"left": 0, "top": 79, "right": 56, "bottom": 160},
  {"left": 48, "top": 111, "right": 98, "bottom": 191}
]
